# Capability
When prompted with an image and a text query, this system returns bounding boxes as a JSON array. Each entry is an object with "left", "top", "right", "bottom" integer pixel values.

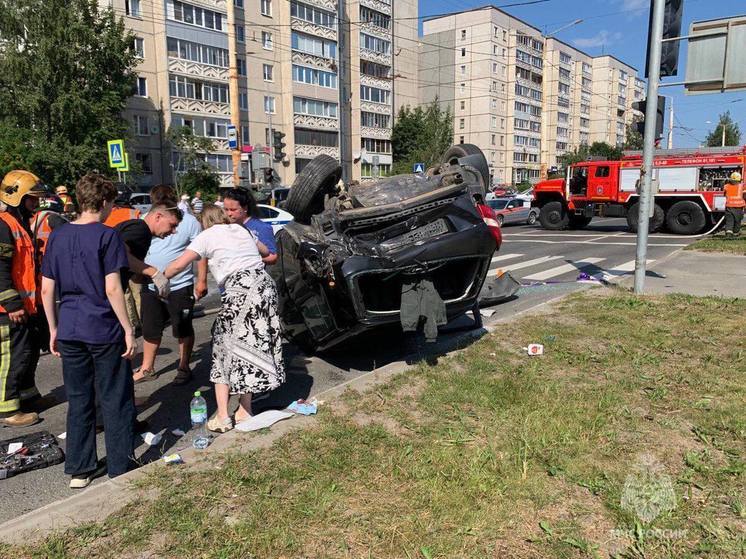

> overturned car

[{"left": 270, "top": 145, "right": 500, "bottom": 352}]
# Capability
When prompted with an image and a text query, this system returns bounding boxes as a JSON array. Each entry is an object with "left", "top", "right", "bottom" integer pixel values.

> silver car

[{"left": 486, "top": 197, "right": 539, "bottom": 226}]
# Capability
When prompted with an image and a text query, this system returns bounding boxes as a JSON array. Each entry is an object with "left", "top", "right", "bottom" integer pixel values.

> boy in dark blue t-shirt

[{"left": 41, "top": 173, "right": 136, "bottom": 489}]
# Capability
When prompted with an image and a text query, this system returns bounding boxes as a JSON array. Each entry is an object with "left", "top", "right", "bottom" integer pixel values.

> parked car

[
  {"left": 128, "top": 192, "right": 152, "bottom": 215},
  {"left": 487, "top": 197, "right": 539, "bottom": 226},
  {"left": 271, "top": 144, "right": 497, "bottom": 352},
  {"left": 256, "top": 203, "right": 294, "bottom": 234}
]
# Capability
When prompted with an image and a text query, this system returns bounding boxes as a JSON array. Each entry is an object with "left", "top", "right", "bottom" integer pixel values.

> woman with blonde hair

[{"left": 164, "top": 204, "right": 285, "bottom": 432}]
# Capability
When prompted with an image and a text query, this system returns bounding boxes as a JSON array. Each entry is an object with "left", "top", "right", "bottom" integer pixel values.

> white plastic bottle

[{"left": 190, "top": 391, "right": 209, "bottom": 449}]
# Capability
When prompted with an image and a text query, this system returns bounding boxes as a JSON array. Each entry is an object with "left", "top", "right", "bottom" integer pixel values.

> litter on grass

[
  {"left": 287, "top": 398, "right": 318, "bottom": 415},
  {"left": 162, "top": 453, "right": 183, "bottom": 465},
  {"left": 141, "top": 432, "right": 163, "bottom": 446},
  {"left": 57, "top": 432, "right": 66, "bottom": 440},
  {"left": 525, "top": 343, "right": 544, "bottom": 356},
  {"left": 235, "top": 409, "right": 294, "bottom": 432}
]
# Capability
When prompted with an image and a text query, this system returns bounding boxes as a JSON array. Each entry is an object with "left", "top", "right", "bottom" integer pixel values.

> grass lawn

[
  {"left": 3, "top": 291, "right": 745, "bottom": 559},
  {"left": 686, "top": 235, "right": 746, "bottom": 256}
]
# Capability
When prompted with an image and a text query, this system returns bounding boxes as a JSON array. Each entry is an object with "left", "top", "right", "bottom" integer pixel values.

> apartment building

[
  {"left": 421, "top": 6, "right": 643, "bottom": 186},
  {"left": 110, "top": 0, "right": 416, "bottom": 189}
]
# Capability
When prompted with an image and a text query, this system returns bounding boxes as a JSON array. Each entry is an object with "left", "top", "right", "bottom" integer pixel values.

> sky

[{"left": 417, "top": 0, "right": 746, "bottom": 148}]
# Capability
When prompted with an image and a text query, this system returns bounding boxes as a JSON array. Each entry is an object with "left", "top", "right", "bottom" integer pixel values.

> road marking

[
  {"left": 489, "top": 255, "right": 566, "bottom": 276},
  {"left": 606, "top": 259, "right": 655, "bottom": 275},
  {"left": 490, "top": 253, "right": 523, "bottom": 264},
  {"left": 503, "top": 232, "right": 626, "bottom": 238},
  {"left": 523, "top": 258, "right": 605, "bottom": 281},
  {"left": 504, "top": 239, "right": 689, "bottom": 247}
]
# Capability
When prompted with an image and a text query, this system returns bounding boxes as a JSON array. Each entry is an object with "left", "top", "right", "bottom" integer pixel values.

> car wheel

[
  {"left": 496, "top": 214, "right": 504, "bottom": 227},
  {"left": 626, "top": 202, "right": 664, "bottom": 233},
  {"left": 441, "top": 144, "right": 490, "bottom": 191},
  {"left": 665, "top": 200, "right": 706, "bottom": 235},
  {"left": 527, "top": 211, "right": 537, "bottom": 225},
  {"left": 284, "top": 155, "right": 341, "bottom": 225},
  {"left": 538, "top": 201, "right": 569, "bottom": 230}
]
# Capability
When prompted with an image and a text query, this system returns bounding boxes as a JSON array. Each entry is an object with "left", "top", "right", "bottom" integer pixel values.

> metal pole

[
  {"left": 634, "top": 0, "right": 666, "bottom": 295},
  {"left": 667, "top": 96, "right": 674, "bottom": 149},
  {"left": 226, "top": 0, "right": 241, "bottom": 187},
  {"left": 337, "top": 0, "right": 353, "bottom": 185},
  {"left": 722, "top": 123, "right": 726, "bottom": 147}
]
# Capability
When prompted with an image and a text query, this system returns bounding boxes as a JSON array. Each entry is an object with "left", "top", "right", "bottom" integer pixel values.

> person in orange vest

[
  {"left": 0, "top": 171, "right": 54, "bottom": 426},
  {"left": 103, "top": 204, "right": 141, "bottom": 228},
  {"left": 55, "top": 185, "right": 75, "bottom": 216},
  {"left": 724, "top": 171, "right": 745, "bottom": 236}
]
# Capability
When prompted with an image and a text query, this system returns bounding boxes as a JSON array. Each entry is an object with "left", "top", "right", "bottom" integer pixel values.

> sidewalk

[{"left": 622, "top": 250, "right": 746, "bottom": 298}]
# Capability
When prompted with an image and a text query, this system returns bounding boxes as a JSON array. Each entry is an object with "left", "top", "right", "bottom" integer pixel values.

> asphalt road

[{"left": 0, "top": 217, "right": 695, "bottom": 524}]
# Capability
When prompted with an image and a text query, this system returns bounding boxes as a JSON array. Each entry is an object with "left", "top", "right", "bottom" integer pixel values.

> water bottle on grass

[{"left": 190, "top": 391, "right": 209, "bottom": 449}]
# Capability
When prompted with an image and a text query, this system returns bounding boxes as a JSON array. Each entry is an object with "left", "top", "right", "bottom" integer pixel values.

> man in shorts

[{"left": 138, "top": 186, "right": 201, "bottom": 384}]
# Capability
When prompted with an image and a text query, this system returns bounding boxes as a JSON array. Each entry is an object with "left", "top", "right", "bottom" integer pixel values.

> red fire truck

[{"left": 532, "top": 146, "right": 746, "bottom": 234}]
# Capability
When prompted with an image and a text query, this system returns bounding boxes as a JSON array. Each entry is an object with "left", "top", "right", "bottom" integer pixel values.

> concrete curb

[
  {"left": 615, "top": 246, "right": 684, "bottom": 290},
  {"left": 0, "top": 289, "right": 582, "bottom": 545}
]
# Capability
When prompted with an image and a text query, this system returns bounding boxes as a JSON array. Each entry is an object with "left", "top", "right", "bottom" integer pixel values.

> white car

[
  {"left": 128, "top": 192, "right": 152, "bottom": 215},
  {"left": 257, "top": 204, "right": 294, "bottom": 234}
]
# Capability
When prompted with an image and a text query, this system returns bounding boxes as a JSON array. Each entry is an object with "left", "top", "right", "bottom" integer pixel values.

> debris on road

[
  {"left": 57, "top": 432, "right": 66, "bottom": 440},
  {"left": 287, "top": 399, "right": 318, "bottom": 416},
  {"left": 235, "top": 410, "right": 294, "bottom": 432},
  {"left": 479, "top": 270, "right": 520, "bottom": 306},
  {"left": 162, "top": 453, "right": 184, "bottom": 465},
  {"left": 141, "top": 432, "right": 163, "bottom": 446}
]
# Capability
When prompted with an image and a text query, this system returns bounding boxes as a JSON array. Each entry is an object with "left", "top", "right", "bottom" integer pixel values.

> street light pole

[
  {"left": 226, "top": 0, "right": 241, "bottom": 187},
  {"left": 634, "top": 0, "right": 665, "bottom": 295}
]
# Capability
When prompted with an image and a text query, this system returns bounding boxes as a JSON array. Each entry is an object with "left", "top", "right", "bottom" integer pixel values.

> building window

[
  {"left": 491, "top": 134, "right": 496, "bottom": 146},
  {"left": 460, "top": 100, "right": 465, "bottom": 110},
  {"left": 502, "top": 30, "right": 507, "bottom": 41},
  {"left": 492, "top": 62, "right": 497, "bottom": 74},
  {"left": 494, "top": 26, "right": 499, "bottom": 38},
  {"left": 132, "top": 37, "right": 144, "bottom": 58},
  {"left": 239, "top": 93, "right": 248, "bottom": 110},
  {"left": 170, "top": 1, "right": 224, "bottom": 31},
  {"left": 295, "top": 128, "right": 338, "bottom": 147},
  {"left": 360, "top": 60, "right": 390, "bottom": 78},
  {"left": 234, "top": 0, "right": 243, "bottom": 7},
  {"left": 263, "top": 64, "right": 274, "bottom": 81},
  {"left": 361, "top": 112, "right": 390, "bottom": 128},
  {"left": 560, "top": 52, "right": 571, "bottom": 64},
  {"left": 134, "top": 115, "right": 149, "bottom": 136},
  {"left": 169, "top": 75, "right": 228, "bottom": 103},
  {"left": 205, "top": 119, "right": 229, "bottom": 138},
  {"left": 459, "top": 118, "right": 465, "bottom": 130},
  {"left": 461, "top": 47, "right": 466, "bottom": 57},
  {"left": 459, "top": 136, "right": 464, "bottom": 144},
  {"left": 460, "top": 65, "right": 466, "bottom": 75},
  {"left": 461, "top": 30, "right": 466, "bottom": 40},
  {"left": 292, "top": 31, "right": 337, "bottom": 58},
  {"left": 292, "top": 1, "right": 337, "bottom": 29},
  {"left": 361, "top": 138, "right": 391, "bottom": 153},
  {"left": 500, "top": 135, "right": 504, "bottom": 146},
  {"left": 491, "top": 116, "right": 497, "bottom": 129},
  {"left": 360, "top": 7, "right": 390, "bottom": 29},
  {"left": 135, "top": 153, "right": 152, "bottom": 174},
  {"left": 236, "top": 57, "right": 246, "bottom": 76},
  {"left": 242, "top": 126, "right": 250, "bottom": 145},
  {"left": 360, "top": 33, "right": 390, "bottom": 55},
  {"left": 262, "top": 31, "right": 273, "bottom": 49},
  {"left": 360, "top": 85, "right": 390, "bottom": 104},
  {"left": 136, "top": 76, "right": 147, "bottom": 97},
  {"left": 293, "top": 64, "right": 337, "bottom": 88},
  {"left": 167, "top": 37, "right": 229, "bottom": 67},
  {"left": 264, "top": 96, "right": 275, "bottom": 114},
  {"left": 236, "top": 25, "right": 244, "bottom": 42},
  {"left": 261, "top": 0, "right": 272, "bottom": 16},
  {"left": 460, "top": 83, "right": 465, "bottom": 93},
  {"left": 126, "top": 0, "right": 141, "bottom": 17},
  {"left": 293, "top": 97, "right": 338, "bottom": 118},
  {"left": 491, "top": 98, "right": 497, "bottom": 109}
]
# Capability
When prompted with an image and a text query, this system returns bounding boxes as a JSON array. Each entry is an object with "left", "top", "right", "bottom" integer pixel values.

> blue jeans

[{"left": 58, "top": 340, "right": 136, "bottom": 477}]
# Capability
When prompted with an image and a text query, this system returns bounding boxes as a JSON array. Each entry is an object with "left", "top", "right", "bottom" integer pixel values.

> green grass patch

[
  {"left": 686, "top": 235, "right": 746, "bottom": 255},
  {"left": 3, "top": 291, "right": 745, "bottom": 559}
]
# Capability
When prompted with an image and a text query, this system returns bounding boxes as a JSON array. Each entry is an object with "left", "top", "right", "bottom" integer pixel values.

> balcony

[
  {"left": 170, "top": 97, "right": 230, "bottom": 117},
  {"left": 360, "top": 126, "right": 391, "bottom": 140},
  {"left": 291, "top": 51, "right": 336, "bottom": 72},
  {"left": 304, "top": 0, "right": 337, "bottom": 12},
  {"left": 295, "top": 144, "right": 340, "bottom": 159},
  {"left": 360, "top": 74, "right": 391, "bottom": 90},
  {"left": 293, "top": 113, "right": 339, "bottom": 130},
  {"left": 359, "top": 47, "right": 391, "bottom": 66},
  {"left": 168, "top": 58, "right": 228, "bottom": 82},
  {"left": 360, "top": 21, "right": 391, "bottom": 40},
  {"left": 360, "top": 100, "right": 391, "bottom": 114},
  {"left": 291, "top": 17, "right": 337, "bottom": 41},
  {"left": 360, "top": 0, "right": 391, "bottom": 16}
]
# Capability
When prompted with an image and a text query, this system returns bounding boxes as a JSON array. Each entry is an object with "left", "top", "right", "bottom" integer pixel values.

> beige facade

[
  {"left": 421, "top": 6, "right": 643, "bottom": 186},
  {"left": 110, "top": 0, "right": 414, "bottom": 189}
]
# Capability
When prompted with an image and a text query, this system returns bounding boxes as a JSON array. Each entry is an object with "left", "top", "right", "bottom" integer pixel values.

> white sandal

[{"left": 207, "top": 415, "right": 233, "bottom": 433}]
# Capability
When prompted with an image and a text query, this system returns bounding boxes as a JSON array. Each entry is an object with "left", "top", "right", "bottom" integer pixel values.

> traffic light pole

[
  {"left": 337, "top": 0, "right": 353, "bottom": 185},
  {"left": 226, "top": 0, "right": 241, "bottom": 187},
  {"left": 634, "top": 0, "right": 666, "bottom": 295}
]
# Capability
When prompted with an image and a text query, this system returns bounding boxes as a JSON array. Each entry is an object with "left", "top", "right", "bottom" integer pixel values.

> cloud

[
  {"left": 622, "top": 0, "right": 648, "bottom": 9},
  {"left": 573, "top": 30, "right": 623, "bottom": 48}
]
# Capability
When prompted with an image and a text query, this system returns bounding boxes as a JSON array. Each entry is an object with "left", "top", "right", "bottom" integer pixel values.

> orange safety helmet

[{"left": 1, "top": 170, "right": 46, "bottom": 207}]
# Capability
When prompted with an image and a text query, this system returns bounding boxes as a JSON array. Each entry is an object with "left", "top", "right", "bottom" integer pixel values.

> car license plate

[{"left": 381, "top": 219, "right": 450, "bottom": 251}]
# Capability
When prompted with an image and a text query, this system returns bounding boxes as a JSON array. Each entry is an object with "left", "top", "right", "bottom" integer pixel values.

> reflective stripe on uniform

[
  {"left": 0, "top": 243, "right": 13, "bottom": 257},
  {"left": 0, "top": 323, "right": 19, "bottom": 413},
  {"left": 0, "top": 289, "right": 19, "bottom": 302}
]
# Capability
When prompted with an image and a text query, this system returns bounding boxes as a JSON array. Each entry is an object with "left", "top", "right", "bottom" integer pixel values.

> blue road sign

[
  {"left": 227, "top": 125, "right": 238, "bottom": 149},
  {"left": 107, "top": 139, "right": 126, "bottom": 168},
  {"left": 413, "top": 163, "right": 425, "bottom": 173}
]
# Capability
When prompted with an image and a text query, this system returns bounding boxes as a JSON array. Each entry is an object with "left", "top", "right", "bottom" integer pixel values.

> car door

[{"left": 505, "top": 199, "right": 529, "bottom": 224}]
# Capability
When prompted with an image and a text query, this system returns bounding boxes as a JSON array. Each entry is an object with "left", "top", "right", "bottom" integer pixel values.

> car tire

[
  {"left": 496, "top": 214, "right": 504, "bottom": 227},
  {"left": 441, "top": 144, "right": 490, "bottom": 191},
  {"left": 284, "top": 155, "right": 342, "bottom": 225},
  {"left": 568, "top": 215, "right": 593, "bottom": 229},
  {"left": 665, "top": 200, "right": 707, "bottom": 235},
  {"left": 539, "top": 201, "right": 569, "bottom": 230},
  {"left": 626, "top": 202, "right": 664, "bottom": 233},
  {"left": 527, "top": 211, "right": 537, "bottom": 225}
]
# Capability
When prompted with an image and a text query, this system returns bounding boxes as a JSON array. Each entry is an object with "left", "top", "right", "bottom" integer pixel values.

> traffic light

[
  {"left": 645, "top": 0, "right": 683, "bottom": 78},
  {"left": 272, "top": 131, "right": 286, "bottom": 162},
  {"left": 632, "top": 96, "right": 665, "bottom": 140}
]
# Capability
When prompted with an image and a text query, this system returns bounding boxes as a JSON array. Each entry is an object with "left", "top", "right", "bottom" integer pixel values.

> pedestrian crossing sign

[
  {"left": 413, "top": 162, "right": 425, "bottom": 173},
  {"left": 119, "top": 152, "right": 130, "bottom": 172},
  {"left": 107, "top": 139, "right": 126, "bottom": 168}
]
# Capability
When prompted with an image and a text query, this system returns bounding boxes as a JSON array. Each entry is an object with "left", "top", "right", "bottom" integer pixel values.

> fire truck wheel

[
  {"left": 665, "top": 200, "right": 706, "bottom": 235},
  {"left": 538, "top": 201, "right": 569, "bottom": 230},
  {"left": 568, "top": 215, "right": 593, "bottom": 229},
  {"left": 627, "top": 202, "right": 665, "bottom": 233}
]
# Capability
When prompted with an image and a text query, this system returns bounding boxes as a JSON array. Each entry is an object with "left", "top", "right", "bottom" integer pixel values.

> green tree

[
  {"left": 392, "top": 101, "right": 453, "bottom": 175},
  {"left": 705, "top": 111, "right": 741, "bottom": 147},
  {"left": 0, "top": 0, "right": 138, "bottom": 188},
  {"left": 167, "top": 125, "right": 219, "bottom": 198},
  {"left": 558, "top": 141, "right": 623, "bottom": 168},
  {"left": 624, "top": 118, "right": 644, "bottom": 150}
]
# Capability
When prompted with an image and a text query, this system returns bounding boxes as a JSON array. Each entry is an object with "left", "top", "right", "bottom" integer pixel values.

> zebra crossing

[{"left": 487, "top": 253, "right": 655, "bottom": 282}]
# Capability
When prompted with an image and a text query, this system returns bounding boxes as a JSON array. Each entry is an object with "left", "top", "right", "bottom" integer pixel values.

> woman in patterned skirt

[{"left": 164, "top": 204, "right": 285, "bottom": 432}]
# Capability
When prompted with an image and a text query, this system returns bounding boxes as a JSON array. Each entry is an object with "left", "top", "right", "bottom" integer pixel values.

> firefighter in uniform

[
  {"left": 724, "top": 171, "right": 745, "bottom": 236},
  {"left": 0, "top": 171, "right": 53, "bottom": 426},
  {"left": 55, "top": 185, "right": 75, "bottom": 217},
  {"left": 103, "top": 204, "right": 141, "bottom": 227}
]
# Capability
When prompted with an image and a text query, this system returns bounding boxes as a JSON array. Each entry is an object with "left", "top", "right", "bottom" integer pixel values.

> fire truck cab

[{"left": 532, "top": 146, "right": 746, "bottom": 235}]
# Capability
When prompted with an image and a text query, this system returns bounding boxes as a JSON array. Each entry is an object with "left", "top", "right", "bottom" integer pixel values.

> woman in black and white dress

[{"left": 164, "top": 204, "right": 285, "bottom": 432}]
